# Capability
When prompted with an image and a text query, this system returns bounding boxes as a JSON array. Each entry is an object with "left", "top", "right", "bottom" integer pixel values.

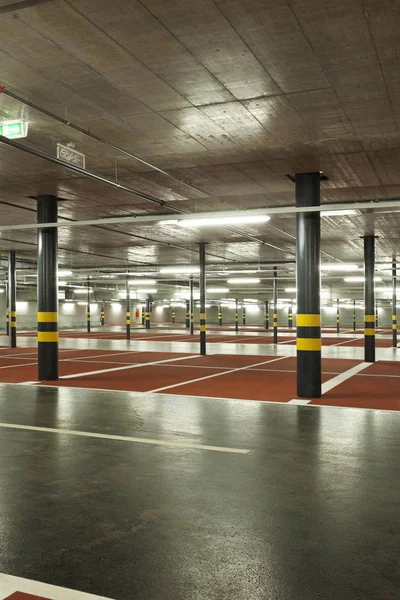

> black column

[
  {"left": 288, "top": 303, "right": 293, "bottom": 329},
  {"left": 296, "top": 172, "right": 321, "bottom": 398},
  {"left": 273, "top": 266, "right": 278, "bottom": 344},
  {"left": 8, "top": 250, "right": 16, "bottom": 348},
  {"left": 218, "top": 304, "right": 222, "bottom": 326},
  {"left": 87, "top": 277, "right": 91, "bottom": 333},
  {"left": 199, "top": 243, "right": 206, "bottom": 356},
  {"left": 101, "top": 301, "right": 105, "bottom": 326},
  {"left": 264, "top": 300, "right": 269, "bottom": 329},
  {"left": 190, "top": 277, "right": 194, "bottom": 335},
  {"left": 146, "top": 298, "right": 151, "bottom": 329},
  {"left": 37, "top": 196, "right": 58, "bottom": 380},
  {"left": 5, "top": 283, "right": 9, "bottom": 336},
  {"left": 336, "top": 298, "right": 340, "bottom": 333},
  {"left": 375, "top": 300, "right": 379, "bottom": 328},
  {"left": 141, "top": 307, "right": 145, "bottom": 325},
  {"left": 235, "top": 298, "right": 239, "bottom": 332},
  {"left": 126, "top": 280, "right": 131, "bottom": 340},
  {"left": 364, "top": 236, "right": 375, "bottom": 362},
  {"left": 393, "top": 260, "right": 397, "bottom": 348},
  {"left": 353, "top": 300, "right": 356, "bottom": 331},
  {"left": 171, "top": 309, "right": 175, "bottom": 324},
  {"left": 185, "top": 300, "right": 190, "bottom": 328},
  {"left": 242, "top": 306, "right": 246, "bottom": 325}
]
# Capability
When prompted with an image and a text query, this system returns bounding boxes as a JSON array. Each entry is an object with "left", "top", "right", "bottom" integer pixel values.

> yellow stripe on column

[
  {"left": 200, "top": 325, "right": 206, "bottom": 332},
  {"left": 297, "top": 338, "right": 321, "bottom": 351},
  {"left": 365, "top": 315, "right": 375, "bottom": 322},
  {"left": 11, "top": 311, "right": 16, "bottom": 317},
  {"left": 200, "top": 313, "right": 206, "bottom": 319},
  {"left": 392, "top": 324, "right": 397, "bottom": 330},
  {"left": 364, "top": 328, "right": 375, "bottom": 336},
  {"left": 296, "top": 314, "right": 320, "bottom": 327},
  {"left": 38, "top": 312, "right": 58, "bottom": 322},
  {"left": 38, "top": 331, "right": 59, "bottom": 342}
]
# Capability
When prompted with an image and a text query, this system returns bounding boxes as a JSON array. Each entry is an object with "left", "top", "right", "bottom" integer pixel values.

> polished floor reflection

[{"left": 0, "top": 384, "right": 398, "bottom": 599}]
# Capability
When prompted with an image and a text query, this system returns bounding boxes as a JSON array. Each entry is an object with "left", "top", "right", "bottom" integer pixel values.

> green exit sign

[{"left": 0, "top": 120, "right": 28, "bottom": 139}]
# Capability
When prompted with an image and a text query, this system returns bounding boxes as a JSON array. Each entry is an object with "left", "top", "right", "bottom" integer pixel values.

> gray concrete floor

[{"left": 0, "top": 378, "right": 398, "bottom": 599}]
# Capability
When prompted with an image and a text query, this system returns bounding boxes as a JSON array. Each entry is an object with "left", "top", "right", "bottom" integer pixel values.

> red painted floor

[{"left": 0, "top": 348, "right": 398, "bottom": 411}]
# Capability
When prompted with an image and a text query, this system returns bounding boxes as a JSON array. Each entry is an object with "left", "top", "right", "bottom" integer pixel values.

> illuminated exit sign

[{"left": 0, "top": 120, "right": 28, "bottom": 139}]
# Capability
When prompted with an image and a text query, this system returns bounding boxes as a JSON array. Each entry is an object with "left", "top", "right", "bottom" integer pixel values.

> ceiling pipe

[{"left": 0, "top": 197, "right": 400, "bottom": 232}]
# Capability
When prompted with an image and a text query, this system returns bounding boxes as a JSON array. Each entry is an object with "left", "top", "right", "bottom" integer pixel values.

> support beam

[
  {"left": 87, "top": 277, "right": 91, "bottom": 333},
  {"left": 265, "top": 300, "right": 269, "bottom": 330},
  {"left": 145, "top": 298, "right": 151, "bottom": 330},
  {"left": 336, "top": 298, "right": 340, "bottom": 334},
  {"left": 142, "top": 307, "right": 145, "bottom": 326},
  {"left": 353, "top": 300, "right": 356, "bottom": 332},
  {"left": 273, "top": 267, "right": 278, "bottom": 344},
  {"left": 37, "top": 196, "right": 58, "bottom": 380},
  {"left": 235, "top": 299, "right": 239, "bottom": 333},
  {"left": 296, "top": 172, "right": 321, "bottom": 399},
  {"left": 364, "top": 236, "right": 376, "bottom": 363},
  {"left": 185, "top": 300, "right": 190, "bottom": 328},
  {"left": 375, "top": 300, "right": 379, "bottom": 329},
  {"left": 101, "top": 302, "right": 105, "bottom": 326},
  {"left": 126, "top": 280, "right": 131, "bottom": 340},
  {"left": 8, "top": 251, "right": 16, "bottom": 348},
  {"left": 199, "top": 243, "right": 206, "bottom": 356},
  {"left": 190, "top": 277, "right": 194, "bottom": 335},
  {"left": 171, "top": 309, "right": 175, "bottom": 324},
  {"left": 242, "top": 305, "right": 246, "bottom": 326},
  {"left": 393, "top": 260, "right": 397, "bottom": 348},
  {"left": 218, "top": 305, "right": 222, "bottom": 326}
]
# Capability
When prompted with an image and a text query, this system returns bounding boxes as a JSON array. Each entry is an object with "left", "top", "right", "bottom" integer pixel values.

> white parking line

[
  {"left": 0, "top": 423, "right": 250, "bottom": 454},
  {"left": 149, "top": 356, "right": 288, "bottom": 393},
  {"left": 0, "top": 572, "right": 114, "bottom": 599},
  {"left": 321, "top": 362, "right": 371, "bottom": 394}
]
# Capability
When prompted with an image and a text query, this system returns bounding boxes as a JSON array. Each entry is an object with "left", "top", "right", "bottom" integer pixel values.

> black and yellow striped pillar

[
  {"left": 364, "top": 235, "right": 376, "bottom": 363},
  {"left": 296, "top": 172, "right": 321, "bottom": 398},
  {"left": 218, "top": 305, "right": 222, "bottom": 326},
  {"left": 199, "top": 242, "right": 206, "bottom": 355},
  {"left": 101, "top": 302, "right": 105, "bottom": 326},
  {"left": 145, "top": 298, "right": 151, "bottom": 330},
  {"left": 264, "top": 300, "right": 269, "bottom": 329},
  {"left": 242, "top": 306, "right": 246, "bottom": 325},
  {"left": 190, "top": 276, "right": 194, "bottom": 335},
  {"left": 37, "top": 195, "right": 58, "bottom": 380},
  {"left": 393, "top": 259, "right": 397, "bottom": 348},
  {"left": 5, "top": 282, "right": 9, "bottom": 336},
  {"left": 336, "top": 298, "right": 340, "bottom": 333},
  {"left": 235, "top": 298, "right": 239, "bottom": 333},
  {"left": 375, "top": 300, "right": 379, "bottom": 328},
  {"left": 141, "top": 307, "right": 145, "bottom": 325},
  {"left": 126, "top": 281, "right": 131, "bottom": 340},
  {"left": 288, "top": 303, "right": 293, "bottom": 329},
  {"left": 86, "top": 277, "right": 91, "bottom": 333},
  {"left": 273, "top": 266, "right": 278, "bottom": 344},
  {"left": 353, "top": 299, "right": 356, "bottom": 331},
  {"left": 171, "top": 310, "right": 175, "bottom": 324},
  {"left": 185, "top": 300, "right": 190, "bottom": 328},
  {"left": 8, "top": 250, "right": 16, "bottom": 348}
]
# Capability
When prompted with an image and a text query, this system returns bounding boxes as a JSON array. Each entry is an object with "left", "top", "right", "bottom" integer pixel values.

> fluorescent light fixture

[
  {"left": 121, "top": 271, "right": 156, "bottom": 276},
  {"left": 227, "top": 278, "right": 260, "bottom": 284},
  {"left": 320, "top": 264, "right": 359, "bottom": 271},
  {"left": 222, "top": 270, "right": 260, "bottom": 274},
  {"left": 77, "top": 301, "right": 87, "bottom": 306},
  {"left": 58, "top": 270, "right": 72, "bottom": 276},
  {"left": 0, "top": 289, "right": 4, "bottom": 294},
  {"left": 207, "top": 287, "right": 230, "bottom": 293},
  {"left": 285, "top": 287, "right": 297, "bottom": 292},
  {"left": 128, "top": 279, "right": 156, "bottom": 285},
  {"left": 139, "top": 289, "right": 157, "bottom": 293},
  {"left": 322, "top": 209, "right": 359, "bottom": 217},
  {"left": 165, "top": 215, "right": 270, "bottom": 228},
  {"left": 74, "top": 288, "right": 93, "bottom": 294},
  {"left": 243, "top": 298, "right": 258, "bottom": 302},
  {"left": 160, "top": 267, "right": 200, "bottom": 274},
  {"left": 344, "top": 277, "right": 382, "bottom": 282}
]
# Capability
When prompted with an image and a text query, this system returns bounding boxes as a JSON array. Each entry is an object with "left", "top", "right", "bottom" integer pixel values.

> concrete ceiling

[{"left": 0, "top": 0, "right": 399, "bottom": 299}]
